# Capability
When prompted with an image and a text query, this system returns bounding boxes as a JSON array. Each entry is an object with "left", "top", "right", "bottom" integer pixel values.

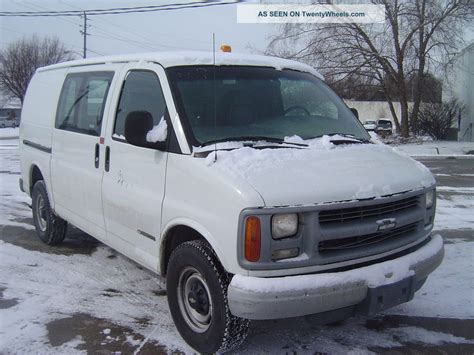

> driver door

[{"left": 101, "top": 63, "right": 169, "bottom": 270}]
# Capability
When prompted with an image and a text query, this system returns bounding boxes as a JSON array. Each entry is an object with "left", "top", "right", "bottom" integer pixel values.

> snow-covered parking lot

[{"left": 1, "top": 136, "right": 473, "bottom": 354}]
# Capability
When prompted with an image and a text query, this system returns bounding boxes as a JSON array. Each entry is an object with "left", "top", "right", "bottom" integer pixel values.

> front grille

[
  {"left": 319, "top": 196, "right": 419, "bottom": 224},
  {"left": 318, "top": 222, "right": 418, "bottom": 253}
]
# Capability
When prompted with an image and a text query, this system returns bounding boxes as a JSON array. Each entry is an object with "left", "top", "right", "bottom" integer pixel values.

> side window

[
  {"left": 113, "top": 71, "right": 167, "bottom": 138},
  {"left": 56, "top": 71, "right": 114, "bottom": 136},
  {"left": 56, "top": 76, "right": 82, "bottom": 129}
]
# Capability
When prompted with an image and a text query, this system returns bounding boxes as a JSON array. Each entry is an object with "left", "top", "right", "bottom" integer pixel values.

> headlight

[
  {"left": 426, "top": 189, "right": 436, "bottom": 209},
  {"left": 272, "top": 213, "right": 298, "bottom": 239}
]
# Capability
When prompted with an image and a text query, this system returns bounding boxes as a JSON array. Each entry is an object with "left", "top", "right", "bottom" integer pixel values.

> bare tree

[
  {"left": 266, "top": 0, "right": 473, "bottom": 137},
  {"left": 0, "top": 36, "right": 74, "bottom": 104}
]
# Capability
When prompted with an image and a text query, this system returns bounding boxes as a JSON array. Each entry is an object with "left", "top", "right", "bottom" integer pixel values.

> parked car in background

[
  {"left": 375, "top": 119, "right": 393, "bottom": 137},
  {"left": 363, "top": 120, "right": 377, "bottom": 131},
  {"left": 0, "top": 117, "right": 18, "bottom": 128}
]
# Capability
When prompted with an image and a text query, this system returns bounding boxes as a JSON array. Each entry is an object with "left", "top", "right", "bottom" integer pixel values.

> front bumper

[{"left": 228, "top": 235, "right": 444, "bottom": 320}]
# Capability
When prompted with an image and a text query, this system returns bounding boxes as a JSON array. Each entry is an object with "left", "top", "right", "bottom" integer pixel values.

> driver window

[
  {"left": 114, "top": 70, "right": 167, "bottom": 138},
  {"left": 280, "top": 79, "right": 338, "bottom": 119}
]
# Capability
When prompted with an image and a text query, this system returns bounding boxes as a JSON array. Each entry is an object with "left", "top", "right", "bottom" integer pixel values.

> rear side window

[
  {"left": 56, "top": 71, "right": 114, "bottom": 136},
  {"left": 113, "top": 70, "right": 167, "bottom": 138}
]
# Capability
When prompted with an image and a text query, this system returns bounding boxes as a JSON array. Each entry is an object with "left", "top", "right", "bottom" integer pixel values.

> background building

[
  {"left": 0, "top": 94, "right": 22, "bottom": 124},
  {"left": 444, "top": 43, "right": 474, "bottom": 142}
]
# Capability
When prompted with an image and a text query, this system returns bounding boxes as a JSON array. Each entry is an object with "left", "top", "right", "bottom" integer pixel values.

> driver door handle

[
  {"left": 105, "top": 146, "right": 110, "bottom": 172},
  {"left": 94, "top": 143, "right": 100, "bottom": 169}
]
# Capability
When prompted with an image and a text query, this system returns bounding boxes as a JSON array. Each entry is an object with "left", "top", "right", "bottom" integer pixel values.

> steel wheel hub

[
  {"left": 35, "top": 194, "right": 48, "bottom": 232},
  {"left": 177, "top": 267, "right": 213, "bottom": 333}
]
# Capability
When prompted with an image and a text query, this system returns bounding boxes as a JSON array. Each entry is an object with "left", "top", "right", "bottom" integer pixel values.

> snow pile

[
  {"left": 389, "top": 326, "right": 474, "bottom": 345},
  {"left": 146, "top": 117, "right": 167, "bottom": 143},
  {"left": 393, "top": 140, "right": 474, "bottom": 156},
  {"left": 0, "top": 128, "right": 19, "bottom": 139},
  {"left": 203, "top": 135, "right": 394, "bottom": 169},
  {"left": 368, "top": 131, "right": 383, "bottom": 144},
  {"left": 284, "top": 134, "right": 335, "bottom": 147},
  {"left": 283, "top": 134, "right": 306, "bottom": 144},
  {"left": 203, "top": 135, "right": 338, "bottom": 168}
]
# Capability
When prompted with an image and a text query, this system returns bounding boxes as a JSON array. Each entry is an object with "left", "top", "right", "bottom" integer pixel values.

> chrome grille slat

[
  {"left": 319, "top": 223, "right": 419, "bottom": 252},
  {"left": 319, "top": 196, "right": 419, "bottom": 224}
]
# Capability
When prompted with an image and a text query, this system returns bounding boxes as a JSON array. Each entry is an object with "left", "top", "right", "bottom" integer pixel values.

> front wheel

[
  {"left": 166, "top": 240, "right": 250, "bottom": 353},
  {"left": 32, "top": 181, "right": 68, "bottom": 245}
]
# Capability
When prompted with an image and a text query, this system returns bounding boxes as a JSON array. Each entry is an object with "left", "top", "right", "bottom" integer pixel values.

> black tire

[
  {"left": 32, "top": 180, "right": 68, "bottom": 245},
  {"left": 166, "top": 240, "right": 250, "bottom": 353}
]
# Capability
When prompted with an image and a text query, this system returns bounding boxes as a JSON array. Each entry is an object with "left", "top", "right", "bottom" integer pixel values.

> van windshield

[{"left": 167, "top": 66, "right": 369, "bottom": 146}]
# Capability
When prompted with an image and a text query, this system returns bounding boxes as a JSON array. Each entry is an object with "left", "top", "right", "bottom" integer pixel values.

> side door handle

[
  {"left": 94, "top": 143, "right": 100, "bottom": 168},
  {"left": 105, "top": 146, "right": 110, "bottom": 172}
]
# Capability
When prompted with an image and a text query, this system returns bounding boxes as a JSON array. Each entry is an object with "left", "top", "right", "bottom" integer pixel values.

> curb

[{"left": 410, "top": 155, "right": 474, "bottom": 160}]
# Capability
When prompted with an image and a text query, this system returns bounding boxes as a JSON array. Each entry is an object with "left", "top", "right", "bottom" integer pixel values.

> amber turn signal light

[
  {"left": 220, "top": 45, "right": 232, "bottom": 53},
  {"left": 245, "top": 216, "right": 261, "bottom": 262}
]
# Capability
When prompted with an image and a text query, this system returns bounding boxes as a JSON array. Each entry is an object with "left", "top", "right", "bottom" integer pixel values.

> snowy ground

[
  {"left": 391, "top": 140, "right": 474, "bottom": 157},
  {"left": 367, "top": 131, "right": 474, "bottom": 157},
  {"left": 0, "top": 137, "right": 473, "bottom": 354},
  {"left": 0, "top": 127, "right": 19, "bottom": 140}
]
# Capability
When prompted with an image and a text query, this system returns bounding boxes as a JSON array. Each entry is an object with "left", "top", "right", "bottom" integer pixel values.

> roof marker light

[{"left": 220, "top": 45, "right": 232, "bottom": 53}]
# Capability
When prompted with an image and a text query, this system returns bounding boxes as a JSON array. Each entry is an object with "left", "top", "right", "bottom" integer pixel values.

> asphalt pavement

[{"left": 1, "top": 155, "right": 473, "bottom": 354}]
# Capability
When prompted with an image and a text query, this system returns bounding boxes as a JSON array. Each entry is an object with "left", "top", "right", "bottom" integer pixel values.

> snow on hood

[{"left": 204, "top": 139, "right": 435, "bottom": 206}]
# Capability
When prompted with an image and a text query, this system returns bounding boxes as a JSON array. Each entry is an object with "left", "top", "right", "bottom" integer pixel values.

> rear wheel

[
  {"left": 166, "top": 240, "right": 250, "bottom": 353},
  {"left": 32, "top": 181, "right": 67, "bottom": 245}
]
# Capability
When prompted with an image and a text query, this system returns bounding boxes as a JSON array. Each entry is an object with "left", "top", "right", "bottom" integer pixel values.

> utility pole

[{"left": 79, "top": 11, "right": 89, "bottom": 58}]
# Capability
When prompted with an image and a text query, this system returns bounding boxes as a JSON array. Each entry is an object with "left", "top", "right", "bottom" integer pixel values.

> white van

[{"left": 19, "top": 52, "right": 443, "bottom": 353}]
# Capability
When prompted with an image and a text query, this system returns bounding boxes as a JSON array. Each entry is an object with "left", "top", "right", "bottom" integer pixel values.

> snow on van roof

[{"left": 36, "top": 51, "right": 324, "bottom": 79}]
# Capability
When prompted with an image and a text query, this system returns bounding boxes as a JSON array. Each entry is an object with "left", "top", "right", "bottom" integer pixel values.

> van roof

[{"left": 37, "top": 51, "right": 324, "bottom": 80}]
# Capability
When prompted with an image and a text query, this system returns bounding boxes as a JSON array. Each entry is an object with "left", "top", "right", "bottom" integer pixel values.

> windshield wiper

[
  {"left": 314, "top": 133, "right": 372, "bottom": 144},
  {"left": 201, "top": 136, "right": 308, "bottom": 147}
]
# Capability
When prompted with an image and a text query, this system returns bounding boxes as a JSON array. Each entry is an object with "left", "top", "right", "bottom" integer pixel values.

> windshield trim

[
  {"left": 166, "top": 65, "right": 370, "bottom": 150},
  {"left": 200, "top": 135, "right": 308, "bottom": 147}
]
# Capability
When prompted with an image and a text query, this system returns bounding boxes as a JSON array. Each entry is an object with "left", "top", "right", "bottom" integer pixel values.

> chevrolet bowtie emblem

[{"left": 376, "top": 218, "right": 397, "bottom": 231}]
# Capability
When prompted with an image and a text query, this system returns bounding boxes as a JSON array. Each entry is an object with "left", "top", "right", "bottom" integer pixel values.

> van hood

[{"left": 206, "top": 142, "right": 435, "bottom": 206}]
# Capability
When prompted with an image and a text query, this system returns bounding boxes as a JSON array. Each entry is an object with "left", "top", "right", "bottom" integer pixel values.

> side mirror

[
  {"left": 124, "top": 111, "right": 166, "bottom": 150},
  {"left": 350, "top": 108, "right": 359, "bottom": 119}
]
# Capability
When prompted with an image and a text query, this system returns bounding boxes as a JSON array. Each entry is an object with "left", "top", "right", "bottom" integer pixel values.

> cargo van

[{"left": 19, "top": 52, "right": 444, "bottom": 353}]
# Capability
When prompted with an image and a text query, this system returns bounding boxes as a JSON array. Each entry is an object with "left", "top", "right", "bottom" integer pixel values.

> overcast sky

[
  {"left": 0, "top": 0, "right": 472, "bottom": 60},
  {"left": 0, "top": 0, "right": 274, "bottom": 58}
]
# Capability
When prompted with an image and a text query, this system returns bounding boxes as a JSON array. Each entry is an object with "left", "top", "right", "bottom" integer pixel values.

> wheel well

[
  {"left": 160, "top": 225, "right": 205, "bottom": 276},
  {"left": 30, "top": 165, "right": 43, "bottom": 194}
]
